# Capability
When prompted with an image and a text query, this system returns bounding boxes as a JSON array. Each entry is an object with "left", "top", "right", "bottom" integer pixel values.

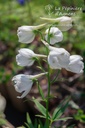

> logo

[{"left": 45, "top": 4, "right": 54, "bottom": 16}]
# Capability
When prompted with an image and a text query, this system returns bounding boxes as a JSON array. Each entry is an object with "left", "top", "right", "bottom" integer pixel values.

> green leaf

[
  {"left": 26, "top": 113, "right": 34, "bottom": 128},
  {"left": 69, "top": 100, "right": 79, "bottom": 109},
  {"left": 33, "top": 98, "right": 50, "bottom": 119},
  {"left": 17, "top": 126, "right": 25, "bottom": 128},
  {"left": 24, "top": 123, "right": 30, "bottom": 128},
  {"left": 38, "top": 124, "right": 40, "bottom": 128},
  {"left": 54, "top": 117, "right": 72, "bottom": 121},
  {"left": 51, "top": 69, "right": 60, "bottom": 84},
  {"left": 74, "top": 109, "right": 85, "bottom": 123},
  {"left": 36, "top": 81, "right": 45, "bottom": 100},
  {"left": 52, "top": 97, "right": 70, "bottom": 121},
  {"left": 38, "top": 119, "right": 43, "bottom": 127},
  {"left": 44, "top": 121, "right": 48, "bottom": 128},
  {"left": 34, "top": 119, "right": 38, "bottom": 128},
  {"left": 36, "top": 66, "right": 43, "bottom": 71},
  {"left": 36, "top": 115, "right": 46, "bottom": 119}
]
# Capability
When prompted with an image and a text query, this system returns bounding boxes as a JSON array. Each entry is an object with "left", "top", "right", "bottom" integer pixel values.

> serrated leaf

[{"left": 52, "top": 97, "right": 70, "bottom": 121}]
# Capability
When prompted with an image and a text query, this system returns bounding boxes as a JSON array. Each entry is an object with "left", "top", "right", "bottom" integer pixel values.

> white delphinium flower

[
  {"left": 40, "top": 16, "right": 72, "bottom": 31},
  {"left": 65, "top": 55, "right": 84, "bottom": 73},
  {"left": 48, "top": 50, "right": 70, "bottom": 69},
  {"left": 41, "top": 40, "right": 70, "bottom": 69},
  {"left": 12, "top": 72, "right": 47, "bottom": 98},
  {"left": 45, "top": 27, "right": 63, "bottom": 45},
  {"left": 57, "top": 16, "right": 72, "bottom": 31},
  {"left": 16, "top": 48, "right": 47, "bottom": 67},
  {"left": 17, "top": 23, "right": 46, "bottom": 43}
]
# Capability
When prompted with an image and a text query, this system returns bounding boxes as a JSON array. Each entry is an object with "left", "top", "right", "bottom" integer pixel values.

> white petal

[
  {"left": 17, "top": 89, "right": 30, "bottom": 98},
  {"left": 16, "top": 54, "right": 34, "bottom": 66},
  {"left": 12, "top": 73, "right": 47, "bottom": 98},
  {"left": 57, "top": 16, "right": 72, "bottom": 24},
  {"left": 66, "top": 55, "right": 84, "bottom": 73},
  {"left": 17, "top": 26, "right": 35, "bottom": 43},
  {"left": 16, "top": 48, "right": 35, "bottom": 66},
  {"left": 18, "top": 48, "right": 35, "bottom": 57},
  {"left": 58, "top": 23, "right": 72, "bottom": 31},
  {"left": 14, "top": 79, "right": 33, "bottom": 93},
  {"left": 48, "top": 56, "right": 61, "bottom": 69},
  {"left": 12, "top": 74, "right": 33, "bottom": 98},
  {"left": 45, "top": 27, "right": 63, "bottom": 45},
  {"left": 18, "top": 31, "right": 35, "bottom": 43},
  {"left": 70, "top": 55, "right": 83, "bottom": 61},
  {"left": 50, "top": 37, "right": 58, "bottom": 45},
  {"left": 48, "top": 50, "right": 70, "bottom": 69}
]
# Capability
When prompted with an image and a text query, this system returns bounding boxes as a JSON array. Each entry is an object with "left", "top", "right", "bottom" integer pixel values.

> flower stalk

[{"left": 12, "top": 15, "right": 84, "bottom": 128}]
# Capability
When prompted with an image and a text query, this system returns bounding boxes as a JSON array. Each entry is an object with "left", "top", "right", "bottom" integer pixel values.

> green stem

[
  {"left": 45, "top": 25, "right": 53, "bottom": 128},
  {"left": 34, "top": 30, "right": 44, "bottom": 40},
  {"left": 35, "top": 57, "right": 46, "bottom": 73},
  {"left": 46, "top": 64, "right": 51, "bottom": 128}
]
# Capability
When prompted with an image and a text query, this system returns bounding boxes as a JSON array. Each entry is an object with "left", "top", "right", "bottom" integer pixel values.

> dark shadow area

[{"left": 4, "top": 101, "right": 26, "bottom": 127}]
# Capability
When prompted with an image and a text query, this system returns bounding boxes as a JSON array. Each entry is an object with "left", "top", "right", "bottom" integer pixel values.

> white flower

[
  {"left": 16, "top": 48, "right": 47, "bottom": 67},
  {"left": 12, "top": 74, "right": 33, "bottom": 98},
  {"left": 45, "top": 27, "right": 63, "bottom": 45},
  {"left": 57, "top": 16, "right": 72, "bottom": 31},
  {"left": 48, "top": 50, "right": 70, "bottom": 69},
  {"left": 56, "top": 16, "right": 72, "bottom": 24},
  {"left": 41, "top": 40, "right": 70, "bottom": 69},
  {"left": 16, "top": 48, "right": 35, "bottom": 66},
  {"left": 65, "top": 55, "right": 84, "bottom": 73},
  {"left": 40, "top": 16, "right": 72, "bottom": 31},
  {"left": 12, "top": 72, "right": 47, "bottom": 98},
  {"left": 17, "top": 24, "right": 46, "bottom": 43}
]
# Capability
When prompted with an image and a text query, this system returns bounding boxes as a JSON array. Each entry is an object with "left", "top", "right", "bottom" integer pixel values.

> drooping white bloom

[
  {"left": 45, "top": 27, "right": 63, "bottom": 45},
  {"left": 56, "top": 16, "right": 72, "bottom": 24},
  {"left": 65, "top": 55, "right": 84, "bottom": 73},
  {"left": 40, "top": 16, "right": 72, "bottom": 31},
  {"left": 17, "top": 24, "right": 46, "bottom": 43},
  {"left": 12, "top": 72, "right": 47, "bottom": 98},
  {"left": 41, "top": 40, "right": 70, "bottom": 68},
  {"left": 41, "top": 39, "right": 70, "bottom": 69},
  {"left": 16, "top": 48, "right": 47, "bottom": 67},
  {"left": 48, "top": 50, "right": 70, "bottom": 69},
  {"left": 16, "top": 48, "right": 35, "bottom": 67},
  {"left": 57, "top": 16, "right": 72, "bottom": 31}
]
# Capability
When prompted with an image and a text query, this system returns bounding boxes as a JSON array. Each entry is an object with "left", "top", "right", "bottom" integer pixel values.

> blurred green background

[{"left": 0, "top": 0, "right": 85, "bottom": 85}]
